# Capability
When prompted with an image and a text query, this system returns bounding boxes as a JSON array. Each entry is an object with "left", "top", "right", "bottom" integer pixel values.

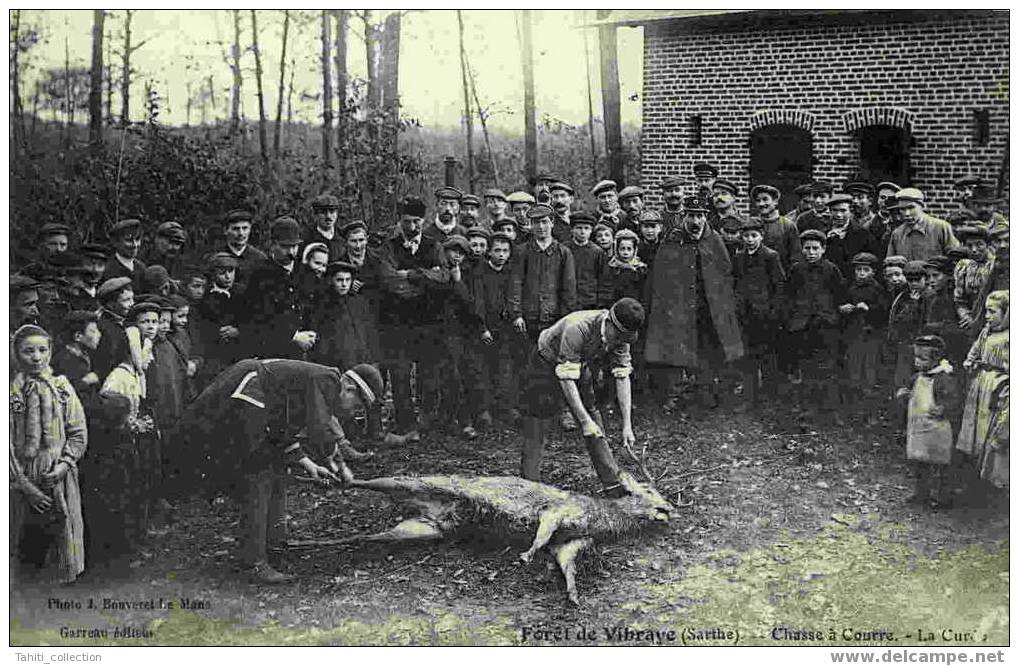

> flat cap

[
  {"left": 946, "top": 247, "right": 970, "bottom": 261},
  {"left": 682, "top": 196, "right": 710, "bottom": 213},
  {"left": 465, "top": 226, "right": 492, "bottom": 240},
  {"left": 712, "top": 178, "right": 738, "bottom": 196},
  {"left": 844, "top": 182, "right": 876, "bottom": 196},
  {"left": 482, "top": 188, "right": 507, "bottom": 201},
  {"left": 224, "top": 209, "right": 254, "bottom": 225},
  {"left": 490, "top": 231, "right": 514, "bottom": 245},
  {"left": 506, "top": 191, "right": 536, "bottom": 205},
  {"left": 591, "top": 179, "right": 618, "bottom": 196},
  {"left": 569, "top": 211, "right": 597, "bottom": 226},
  {"left": 609, "top": 297, "right": 645, "bottom": 337},
  {"left": 740, "top": 218, "right": 764, "bottom": 232},
  {"left": 97, "top": 276, "right": 133, "bottom": 299},
  {"left": 441, "top": 234, "right": 470, "bottom": 254},
  {"left": 340, "top": 220, "right": 369, "bottom": 237},
  {"left": 534, "top": 171, "right": 558, "bottom": 183},
  {"left": 889, "top": 188, "right": 925, "bottom": 208},
  {"left": 434, "top": 186, "right": 464, "bottom": 201},
  {"left": 660, "top": 176, "right": 685, "bottom": 190},
  {"left": 325, "top": 260, "right": 358, "bottom": 276},
  {"left": 970, "top": 184, "right": 1004, "bottom": 203},
  {"left": 883, "top": 255, "right": 908, "bottom": 268},
  {"left": 399, "top": 196, "right": 427, "bottom": 218},
  {"left": 875, "top": 181, "right": 902, "bottom": 193},
  {"left": 955, "top": 225, "right": 990, "bottom": 241},
  {"left": 80, "top": 243, "right": 108, "bottom": 261},
  {"left": 39, "top": 222, "right": 71, "bottom": 238},
  {"left": 750, "top": 184, "right": 781, "bottom": 200},
  {"left": 526, "top": 204, "right": 554, "bottom": 220},
  {"left": 491, "top": 218, "right": 516, "bottom": 231},
  {"left": 460, "top": 194, "right": 481, "bottom": 206},
  {"left": 207, "top": 252, "right": 239, "bottom": 270},
  {"left": 851, "top": 252, "right": 878, "bottom": 266},
  {"left": 638, "top": 210, "right": 663, "bottom": 224},
  {"left": 913, "top": 334, "right": 946, "bottom": 349},
  {"left": 614, "top": 228, "right": 640, "bottom": 243},
  {"left": 109, "top": 218, "right": 142, "bottom": 236},
  {"left": 799, "top": 229, "right": 827, "bottom": 244},
  {"left": 270, "top": 216, "right": 302, "bottom": 244},
  {"left": 828, "top": 193, "right": 854, "bottom": 207},
  {"left": 953, "top": 174, "right": 984, "bottom": 189},
  {"left": 312, "top": 193, "right": 340, "bottom": 210},
  {"left": 924, "top": 255, "right": 955, "bottom": 273},
  {"left": 904, "top": 260, "right": 928, "bottom": 277},
  {"left": 549, "top": 181, "right": 574, "bottom": 195},
  {"left": 143, "top": 264, "right": 171, "bottom": 287},
  {"left": 794, "top": 183, "right": 813, "bottom": 196},
  {"left": 692, "top": 162, "right": 719, "bottom": 177},
  {"left": 10, "top": 274, "right": 40, "bottom": 293},
  {"left": 127, "top": 300, "right": 161, "bottom": 320},
  {"left": 808, "top": 181, "right": 833, "bottom": 194},
  {"left": 156, "top": 220, "right": 187, "bottom": 241},
  {"left": 617, "top": 185, "right": 644, "bottom": 201}
]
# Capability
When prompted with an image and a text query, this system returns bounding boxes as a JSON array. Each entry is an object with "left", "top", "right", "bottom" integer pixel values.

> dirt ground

[{"left": 9, "top": 393, "right": 1010, "bottom": 647}]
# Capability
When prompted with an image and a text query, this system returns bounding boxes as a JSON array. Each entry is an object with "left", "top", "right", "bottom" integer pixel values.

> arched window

[
  {"left": 749, "top": 125, "right": 813, "bottom": 210},
  {"left": 856, "top": 125, "right": 911, "bottom": 186}
]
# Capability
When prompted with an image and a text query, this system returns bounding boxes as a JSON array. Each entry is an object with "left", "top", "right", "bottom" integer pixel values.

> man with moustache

[
  {"left": 659, "top": 175, "right": 686, "bottom": 235},
  {"left": 531, "top": 171, "right": 557, "bottom": 205},
  {"left": 711, "top": 178, "right": 747, "bottom": 260},
  {"left": 751, "top": 184, "right": 801, "bottom": 272},
  {"left": 459, "top": 193, "right": 482, "bottom": 229},
  {"left": 617, "top": 186, "right": 644, "bottom": 234},
  {"left": 424, "top": 186, "right": 468, "bottom": 245},
  {"left": 549, "top": 181, "right": 576, "bottom": 244},
  {"left": 692, "top": 162, "right": 719, "bottom": 202},
  {"left": 143, "top": 221, "right": 188, "bottom": 280},
  {"left": 591, "top": 179, "right": 625, "bottom": 230}
]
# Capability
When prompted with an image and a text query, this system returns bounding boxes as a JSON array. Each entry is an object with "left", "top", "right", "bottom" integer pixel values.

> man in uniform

[
  {"left": 549, "top": 181, "right": 576, "bottom": 243},
  {"left": 643, "top": 196, "right": 744, "bottom": 410},
  {"left": 144, "top": 221, "right": 188, "bottom": 280},
  {"left": 692, "top": 162, "right": 719, "bottom": 201},
  {"left": 518, "top": 297, "right": 644, "bottom": 491},
  {"left": 103, "top": 218, "right": 147, "bottom": 288},
  {"left": 751, "top": 184, "right": 801, "bottom": 272},
  {"left": 617, "top": 185, "right": 644, "bottom": 233},
  {"left": 424, "top": 186, "right": 467, "bottom": 245},
  {"left": 219, "top": 209, "right": 269, "bottom": 294},
  {"left": 306, "top": 194, "right": 346, "bottom": 260},
  {"left": 181, "top": 358, "right": 383, "bottom": 583}
]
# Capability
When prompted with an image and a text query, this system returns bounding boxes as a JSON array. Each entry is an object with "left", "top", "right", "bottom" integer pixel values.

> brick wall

[{"left": 640, "top": 10, "right": 1009, "bottom": 218}]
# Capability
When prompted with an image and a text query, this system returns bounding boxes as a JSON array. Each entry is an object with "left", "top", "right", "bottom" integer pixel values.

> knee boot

[
  {"left": 584, "top": 435, "right": 621, "bottom": 489},
  {"left": 520, "top": 417, "right": 546, "bottom": 481}
]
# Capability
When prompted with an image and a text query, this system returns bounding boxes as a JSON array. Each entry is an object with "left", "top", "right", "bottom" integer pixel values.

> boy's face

[
  {"left": 594, "top": 228, "right": 614, "bottom": 249},
  {"left": 158, "top": 311, "right": 172, "bottom": 337},
  {"left": 346, "top": 229, "right": 368, "bottom": 255},
  {"left": 802, "top": 239, "right": 824, "bottom": 263},
  {"left": 468, "top": 236, "right": 488, "bottom": 258},
  {"left": 854, "top": 265, "right": 875, "bottom": 282},
  {"left": 331, "top": 271, "right": 353, "bottom": 295},
  {"left": 225, "top": 221, "right": 251, "bottom": 246},
  {"left": 913, "top": 345, "right": 938, "bottom": 372},
  {"left": 985, "top": 301, "right": 1006, "bottom": 330},
  {"left": 445, "top": 247, "right": 466, "bottom": 267},
  {"left": 78, "top": 321, "right": 102, "bottom": 351},
  {"left": 830, "top": 203, "right": 852, "bottom": 226},
  {"left": 306, "top": 250, "right": 329, "bottom": 278},
  {"left": 740, "top": 229, "right": 763, "bottom": 251},
  {"left": 906, "top": 273, "right": 926, "bottom": 294},
  {"left": 810, "top": 191, "right": 831, "bottom": 212},
  {"left": 213, "top": 267, "right": 236, "bottom": 290},
  {"left": 925, "top": 268, "right": 947, "bottom": 292},
  {"left": 135, "top": 311, "right": 160, "bottom": 340},
  {"left": 485, "top": 197, "right": 506, "bottom": 217},
  {"left": 489, "top": 241, "right": 511, "bottom": 267},
  {"left": 114, "top": 289, "right": 135, "bottom": 317},
  {"left": 965, "top": 238, "right": 989, "bottom": 262},
  {"left": 885, "top": 267, "right": 906, "bottom": 288},
  {"left": 172, "top": 306, "right": 189, "bottom": 331},
  {"left": 640, "top": 222, "right": 661, "bottom": 243},
  {"left": 510, "top": 202, "right": 531, "bottom": 223},
  {"left": 533, "top": 216, "right": 553, "bottom": 240},
  {"left": 495, "top": 225, "right": 516, "bottom": 242},
  {"left": 616, "top": 239, "right": 637, "bottom": 261},
  {"left": 571, "top": 223, "right": 593, "bottom": 245},
  {"left": 754, "top": 193, "right": 778, "bottom": 216},
  {"left": 185, "top": 277, "right": 206, "bottom": 301}
]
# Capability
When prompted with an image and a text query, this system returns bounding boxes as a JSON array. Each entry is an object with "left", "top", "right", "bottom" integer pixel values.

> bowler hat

[
  {"left": 270, "top": 216, "right": 302, "bottom": 244},
  {"left": 399, "top": 196, "right": 427, "bottom": 218},
  {"left": 312, "top": 194, "right": 340, "bottom": 210}
]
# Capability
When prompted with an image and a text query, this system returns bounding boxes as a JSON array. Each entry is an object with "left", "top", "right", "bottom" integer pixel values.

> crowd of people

[{"left": 9, "top": 163, "right": 1010, "bottom": 585}]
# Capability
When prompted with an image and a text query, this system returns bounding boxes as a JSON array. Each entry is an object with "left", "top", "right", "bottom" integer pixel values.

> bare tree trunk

[
  {"left": 286, "top": 58, "right": 294, "bottom": 128},
  {"left": 597, "top": 10, "right": 624, "bottom": 185},
  {"left": 250, "top": 10, "right": 269, "bottom": 169},
  {"left": 206, "top": 75, "right": 216, "bottom": 122},
  {"left": 273, "top": 9, "right": 289, "bottom": 157},
  {"left": 519, "top": 10, "right": 537, "bottom": 184},
  {"left": 185, "top": 80, "right": 193, "bottom": 127},
  {"left": 64, "top": 30, "right": 72, "bottom": 148},
  {"left": 320, "top": 10, "right": 333, "bottom": 169},
  {"left": 582, "top": 16, "right": 598, "bottom": 181},
  {"left": 89, "top": 9, "right": 105, "bottom": 151},
  {"left": 30, "top": 81, "right": 40, "bottom": 140},
  {"left": 104, "top": 15, "right": 113, "bottom": 124},
  {"left": 10, "top": 10, "right": 25, "bottom": 150},
  {"left": 120, "top": 10, "right": 132, "bottom": 125},
  {"left": 467, "top": 55, "right": 498, "bottom": 185},
  {"left": 363, "top": 11, "right": 381, "bottom": 111},
  {"left": 457, "top": 10, "right": 475, "bottom": 192},
  {"left": 229, "top": 9, "right": 243, "bottom": 136},
  {"left": 334, "top": 10, "right": 348, "bottom": 156},
  {"left": 380, "top": 12, "right": 401, "bottom": 217}
]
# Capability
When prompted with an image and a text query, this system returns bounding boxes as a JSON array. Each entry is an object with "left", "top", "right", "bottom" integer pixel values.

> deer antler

[{"left": 621, "top": 438, "right": 656, "bottom": 486}]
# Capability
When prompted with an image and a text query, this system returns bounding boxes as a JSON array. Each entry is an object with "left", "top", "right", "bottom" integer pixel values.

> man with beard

[
  {"left": 711, "top": 178, "right": 747, "bottom": 259},
  {"left": 531, "top": 171, "right": 556, "bottom": 205},
  {"left": 219, "top": 209, "right": 269, "bottom": 294},
  {"left": 617, "top": 185, "right": 644, "bottom": 234},
  {"left": 21, "top": 223, "right": 72, "bottom": 282},
  {"left": 660, "top": 175, "right": 685, "bottom": 234},
  {"left": 692, "top": 162, "right": 719, "bottom": 202},
  {"left": 751, "top": 184, "right": 801, "bottom": 272},
  {"left": 460, "top": 193, "right": 482, "bottom": 229},
  {"left": 103, "top": 219, "right": 147, "bottom": 288},
  {"left": 549, "top": 181, "right": 575, "bottom": 243},
  {"left": 482, "top": 189, "right": 512, "bottom": 229},
  {"left": 968, "top": 183, "right": 1009, "bottom": 232},
  {"left": 591, "top": 179, "right": 624, "bottom": 230},
  {"left": 306, "top": 194, "right": 346, "bottom": 260},
  {"left": 796, "top": 181, "right": 834, "bottom": 233},
  {"left": 643, "top": 196, "right": 744, "bottom": 411},
  {"left": 424, "top": 186, "right": 468, "bottom": 245},
  {"left": 143, "top": 221, "right": 188, "bottom": 280},
  {"left": 845, "top": 182, "right": 889, "bottom": 258},
  {"left": 9, "top": 276, "right": 42, "bottom": 333}
]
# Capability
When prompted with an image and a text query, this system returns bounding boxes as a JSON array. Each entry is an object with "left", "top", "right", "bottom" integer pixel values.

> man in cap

[
  {"left": 710, "top": 178, "right": 747, "bottom": 258},
  {"left": 796, "top": 181, "right": 834, "bottom": 234},
  {"left": 824, "top": 193, "right": 872, "bottom": 278},
  {"left": 644, "top": 195, "right": 744, "bottom": 410},
  {"left": 659, "top": 176, "right": 685, "bottom": 234},
  {"left": 692, "top": 163, "right": 719, "bottom": 201},
  {"left": 194, "top": 252, "right": 244, "bottom": 383},
  {"left": 424, "top": 186, "right": 468, "bottom": 245},
  {"left": 953, "top": 174, "right": 984, "bottom": 213},
  {"left": 242, "top": 216, "right": 318, "bottom": 360},
  {"left": 181, "top": 358, "right": 382, "bottom": 583},
  {"left": 459, "top": 193, "right": 482, "bottom": 229},
  {"left": 875, "top": 182, "right": 902, "bottom": 226},
  {"left": 591, "top": 179, "right": 623, "bottom": 229},
  {"left": 335, "top": 219, "right": 384, "bottom": 303},
  {"left": 844, "top": 181, "right": 890, "bottom": 258},
  {"left": 885, "top": 188, "right": 959, "bottom": 261},
  {"left": 219, "top": 209, "right": 268, "bottom": 293},
  {"left": 306, "top": 193, "right": 346, "bottom": 261},
  {"left": 103, "top": 218, "right": 147, "bottom": 288},
  {"left": 968, "top": 183, "right": 1009, "bottom": 232},
  {"left": 509, "top": 203, "right": 577, "bottom": 343},
  {"left": 787, "top": 183, "right": 814, "bottom": 224},
  {"left": 506, "top": 191, "right": 535, "bottom": 230},
  {"left": 377, "top": 196, "right": 452, "bottom": 437},
  {"left": 518, "top": 298, "right": 645, "bottom": 493},
  {"left": 9, "top": 275, "right": 41, "bottom": 333},
  {"left": 751, "top": 184, "right": 801, "bottom": 271},
  {"left": 482, "top": 188, "right": 512, "bottom": 229},
  {"left": 60, "top": 246, "right": 107, "bottom": 314},
  {"left": 21, "top": 223, "right": 73, "bottom": 282},
  {"left": 548, "top": 182, "right": 576, "bottom": 243},
  {"left": 92, "top": 276, "right": 135, "bottom": 380},
  {"left": 617, "top": 185, "right": 644, "bottom": 233},
  {"left": 531, "top": 171, "right": 557, "bottom": 205},
  {"left": 952, "top": 225, "right": 994, "bottom": 336}
]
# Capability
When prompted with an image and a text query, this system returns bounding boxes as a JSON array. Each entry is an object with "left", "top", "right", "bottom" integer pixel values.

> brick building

[{"left": 612, "top": 10, "right": 1009, "bottom": 217}]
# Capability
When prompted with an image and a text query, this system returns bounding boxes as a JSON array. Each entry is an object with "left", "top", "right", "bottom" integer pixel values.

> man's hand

[
  {"left": 959, "top": 313, "right": 974, "bottom": 329},
  {"left": 40, "top": 461, "right": 71, "bottom": 488},
  {"left": 80, "top": 372, "right": 100, "bottom": 386},
  {"left": 513, "top": 317, "right": 527, "bottom": 333},
  {"left": 621, "top": 426, "right": 636, "bottom": 449},
  {"left": 480, "top": 330, "right": 494, "bottom": 345},
  {"left": 855, "top": 302, "right": 870, "bottom": 312},
  {"left": 895, "top": 387, "right": 911, "bottom": 400},
  {"left": 351, "top": 279, "right": 364, "bottom": 294},
  {"left": 297, "top": 456, "right": 340, "bottom": 486},
  {"left": 22, "top": 482, "right": 52, "bottom": 513},
  {"left": 292, "top": 331, "right": 318, "bottom": 351},
  {"left": 186, "top": 360, "right": 198, "bottom": 377},
  {"left": 581, "top": 419, "right": 604, "bottom": 438},
  {"left": 219, "top": 325, "right": 240, "bottom": 340},
  {"left": 450, "top": 265, "right": 462, "bottom": 282},
  {"left": 838, "top": 304, "right": 855, "bottom": 314}
]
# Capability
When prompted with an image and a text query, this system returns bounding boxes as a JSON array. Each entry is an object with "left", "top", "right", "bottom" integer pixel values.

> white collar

[
  {"left": 487, "top": 260, "right": 506, "bottom": 272},
  {"left": 226, "top": 242, "right": 247, "bottom": 256},
  {"left": 209, "top": 285, "right": 232, "bottom": 297},
  {"left": 115, "top": 253, "right": 134, "bottom": 269},
  {"left": 316, "top": 227, "right": 335, "bottom": 240}
]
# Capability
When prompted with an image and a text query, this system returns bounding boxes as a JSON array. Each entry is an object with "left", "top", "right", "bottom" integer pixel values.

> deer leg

[
  {"left": 286, "top": 517, "right": 447, "bottom": 549},
  {"left": 551, "top": 537, "right": 593, "bottom": 606},
  {"left": 519, "top": 508, "right": 562, "bottom": 563}
]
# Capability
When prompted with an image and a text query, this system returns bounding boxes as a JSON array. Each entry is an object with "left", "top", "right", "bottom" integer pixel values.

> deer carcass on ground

[{"left": 290, "top": 471, "right": 673, "bottom": 605}]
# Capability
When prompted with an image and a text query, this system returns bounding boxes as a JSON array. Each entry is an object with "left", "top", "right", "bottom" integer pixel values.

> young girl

[
  {"left": 957, "top": 290, "right": 1009, "bottom": 489},
  {"left": 10, "top": 324, "right": 88, "bottom": 584}
]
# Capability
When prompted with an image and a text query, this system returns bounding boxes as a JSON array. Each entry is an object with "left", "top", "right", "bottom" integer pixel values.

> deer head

[{"left": 616, "top": 470, "right": 672, "bottom": 523}]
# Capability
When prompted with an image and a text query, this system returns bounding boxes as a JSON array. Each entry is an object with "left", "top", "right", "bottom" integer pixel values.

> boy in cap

[
  {"left": 195, "top": 253, "right": 243, "bottom": 386},
  {"left": 732, "top": 218, "right": 786, "bottom": 409},
  {"left": 637, "top": 210, "right": 663, "bottom": 265},
  {"left": 824, "top": 193, "right": 872, "bottom": 278},
  {"left": 953, "top": 225, "right": 994, "bottom": 338},
  {"left": 518, "top": 298, "right": 645, "bottom": 492},
  {"left": 465, "top": 226, "right": 491, "bottom": 270},
  {"left": 565, "top": 211, "right": 610, "bottom": 310},
  {"left": 506, "top": 191, "right": 535, "bottom": 238},
  {"left": 796, "top": 182, "right": 834, "bottom": 234},
  {"left": 593, "top": 221, "right": 615, "bottom": 255},
  {"left": 145, "top": 221, "right": 188, "bottom": 279},
  {"left": 886, "top": 260, "right": 931, "bottom": 398},
  {"left": 509, "top": 204, "right": 577, "bottom": 342},
  {"left": 883, "top": 255, "right": 909, "bottom": 298},
  {"left": 52, "top": 310, "right": 104, "bottom": 412},
  {"left": 751, "top": 184, "right": 801, "bottom": 272},
  {"left": 473, "top": 231, "right": 521, "bottom": 424},
  {"left": 784, "top": 229, "right": 846, "bottom": 420},
  {"left": 839, "top": 252, "right": 889, "bottom": 417},
  {"left": 104, "top": 219, "right": 147, "bottom": 288},
  {"left": 492, "top": 217, "right": 520, "bottom": 246},
  {"left": 923, "top": 255, "right": 967, "bottom": 366},
  {"left": 219, "top": 209, "right": 268, "bottom": 293},
  {"left": 306, "top": 193, "right": 346, "bottom": 260},
  {"left": 425, "top": 186, "right": 468, "bottom": 245},
  {"left": 895, "top": 334, "right": 960, "bottom": 508}
]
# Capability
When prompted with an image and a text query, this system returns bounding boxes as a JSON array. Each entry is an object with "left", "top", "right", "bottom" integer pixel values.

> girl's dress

[
  {"left": 957, "top": 325, "right": 1009, "bottom": 486},
  {"left": 9, "top": 368, "right": 88, "bottom": 583}
]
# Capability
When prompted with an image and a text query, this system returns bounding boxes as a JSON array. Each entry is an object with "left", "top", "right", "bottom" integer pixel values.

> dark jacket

[
  {"left": 92, "top": 309, "right": 129, "bottom": 381},
  {"left": 422, "top": 219, "right": 467, "bottom": 246},
  {"left": 761, "top": 215, "right": 802, "bottom": 271},
  {"left": 508, "top": 238, "right": 577, "bottom": 325},
  {"left": 218, "top": 243, "right": 267, "bottom": 295},
  {"left": 310, "top": 291, "right": 378, "bottom": 370},
  {"left": 604, "top": 259, "right": 647, "bottom": 307},
  {"left": 785, "top": 259, "right": 846, "bottom": 332},
  {"left": 304, "top": 227, "right": 346, "bottom": 263},
  {"left": 103, "top": 255, "right": 147, "bottom": 290},
  {"left": 377, "top": 234, "right": 450, "bottom": 327},
  {"left": 51, "top": 345, "right": 98, "bottom": 411},
  {"left": 843, "top": 278, "right": 889, "bottom": 334},
  {"left": 732, "top": 245, "right": 786, "bottom": 322},
  {"left": 565, "top": 240, "right": 609, "bottom": 310},
  {"left": 242, "top": 260, "right": 308, "bottom": 359},
  {"left": 196, "top": 287, "right": 244, "bottom": 376},
  {"left": 473, "top": 261, "right": 514, "bottom": 332},
  {"left": 824, "top": 225, "right": 873, "bottom": 278}
]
